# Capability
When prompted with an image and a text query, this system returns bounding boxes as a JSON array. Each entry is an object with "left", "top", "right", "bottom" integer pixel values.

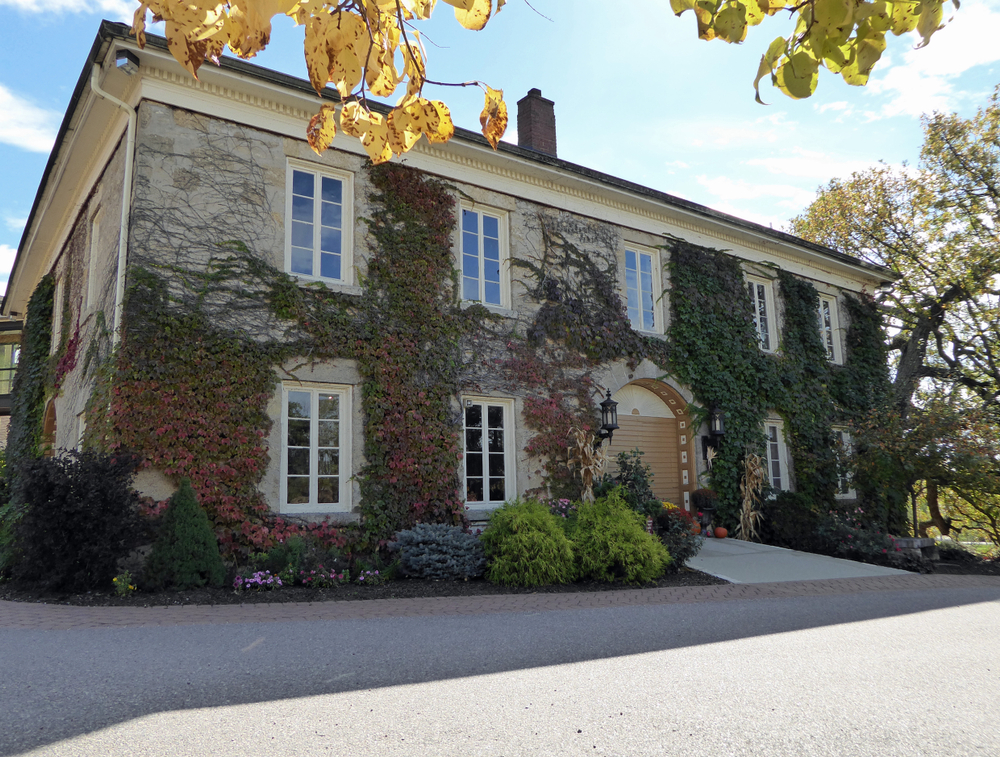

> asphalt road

[{"left": 2, "top": 584, "right": 999, "bottom": 756}]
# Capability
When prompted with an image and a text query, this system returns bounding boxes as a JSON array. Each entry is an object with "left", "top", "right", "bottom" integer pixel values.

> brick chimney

[{"left": 517, "top": 88, "right": 557, "bottom": 157}]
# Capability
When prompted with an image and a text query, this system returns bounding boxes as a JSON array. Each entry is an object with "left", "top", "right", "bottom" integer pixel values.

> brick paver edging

[{"left": 2, "top": 574, "right": 998, "bottom": 631}]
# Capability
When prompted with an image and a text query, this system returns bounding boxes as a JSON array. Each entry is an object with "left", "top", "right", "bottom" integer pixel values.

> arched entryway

[
  {"left": 42, "top": 399, "right": 57, "bottom": 457},
  {"left": 605, "top": 380, "right": 697, "bottom": 509}
]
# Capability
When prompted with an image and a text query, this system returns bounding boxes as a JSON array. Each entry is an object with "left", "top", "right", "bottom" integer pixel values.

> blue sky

[{"left": 2, "top": 0, "right": 1000, "bottom": 295}]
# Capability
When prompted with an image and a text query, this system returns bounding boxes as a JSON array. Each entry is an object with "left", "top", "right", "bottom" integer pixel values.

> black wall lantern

[
  {"left": 596, "top": 388, "right": 619, "bottom": 447},
  {"left": 702, "top": 406, "right": 726, "bottom": 460}
]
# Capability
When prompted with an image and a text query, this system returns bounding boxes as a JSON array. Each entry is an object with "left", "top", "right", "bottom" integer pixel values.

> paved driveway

[{"left": 2, "top": 574, "right": 999, "bottom": 756}]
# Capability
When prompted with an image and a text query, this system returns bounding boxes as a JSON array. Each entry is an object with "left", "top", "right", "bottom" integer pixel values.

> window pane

[
  {"left": 318, "top": 421, "right": 339, "bottom": 447},
  {"left": 467, "top": 477, "right": 484, "bottom": 502},
  {"left": 320, "top": 252, "right": 341, "bottom": 280},
  {"left": 292, "top": 195, "right": 313, "bottom": 223},
  {"left": 466, "top": 429, "right": 483, "bottom": 453},
  {"left": 463, "top": 277, "right": 480, "bottom": 301},
  {"left": 288, "top": 419, "right": 310, "bottom": 447},
  {"left": 487, "top": 405, "right": 503, "bottom": 428},
  {"left": 488, "top": 477, "right": 505, "bottom": 502},
  {"left": 626, "top": 249, "right": 636, "bottom": 271},
  {"left": 317, "top": 477, "right": 338, "bottom": 504},
  {"left": 321, "top": 176, "right": 342, "bottom": 204},
  {"left": 318, "top": 449, "right": 339, "bottom": 476},
  {"left": 288, "top": 392, "right": 311, "bottom": 418},
  {"left": 466, "top": 453, "right": 483, "bottom": 477},
  {"left": 321, "top": 201, "right": 342, "bottom": 228},
  {"left": 292, "top": 170, "right": 313, "bottom": 197},
  {"left": 483, "top": 214, "right": 499, "bottom": 238},
  {"left": 462, "top": 209, "right": 478, "bottom": 233},
  {"left": 489, "top": 452, "right": 505, "bottom": 477},
  {"left": 288, "top": 448, "right": 310, "bottom": 475},
  {"left": 488, "top": 429, "right": 504, "bottom": 453},
  {"left": 463, "top": 252, "right": 480, "bottom": 279},
  {"left": 483, "top": 236, "right": 500, "bottom": 262},
  {"left": 625, "top": 267, "right": 637, "bottom": 292},
  {"left": 321, "top": 227, "right": 341, "bottom": 254},
  {"left": 484, "top": 256, "right": 500, "bottom": 284},
  {"left": 287, "top": 477, "right": 310, "bottom": 504},
  {"left": 292, "top": 221, "right": 313, "bottom": 248},
  {"left": 318, "top": 394, "right": 339, "bottom": 419},
  {"left": 466, "top": 405, "right": 482, "bottom": 428},
  {"left": 640, "top": 253, "right": 652, "bottom": 274},
  {"left": 291, "top": 247, "right": 312, "bottom": 276},
  {"left": 484, "top": 282, "right": 501, "bottom": 305}
]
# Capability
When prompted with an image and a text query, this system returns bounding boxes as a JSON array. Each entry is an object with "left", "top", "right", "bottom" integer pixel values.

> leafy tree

[
  {"left": 671, "top": 0, "right": 958, "bottom": 101},
  {"left": 132, "top": 0, "right": 509, "bottom": 162}
]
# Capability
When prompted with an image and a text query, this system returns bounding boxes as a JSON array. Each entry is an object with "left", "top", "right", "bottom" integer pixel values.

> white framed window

[
  {"left": 764, "top": 419, "right": 790, "bottom": 493},
  {"left": 818, "top": 295, "right": 842, "bottom": 363},
  {"left": 462, "top": 396, "right": 515, "bottom": 506},
  {"left": 281, "top": 383, "right": 352, "bottom": 513},
  {"left": 460, "top": 204, "right": 509, "bottom": 308},
  {"left": 832, "top": 427, "right": 856, "bottom": 499},
  {"left": 285, "top": 161, "right": 354, "bottom": 285},
  {"left": 747, "top": 276, "right": 777, "bottom": 352},
  {"left": 624, "top": 245, "right": 661, "bottom": 333},
  {"left": 86, "top": 208, "right": 102, "bottom": 310},
  {"left": 51, "top": 276, "right": 64, "bottom": 355}
]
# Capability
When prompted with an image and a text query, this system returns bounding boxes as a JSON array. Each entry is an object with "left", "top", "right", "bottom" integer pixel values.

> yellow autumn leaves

[
  {"left": 131, "top": 0, "right": 507, "bottom": 162},
  {"left": 670, "top": 0, "right": 957, "bottom": 101}
]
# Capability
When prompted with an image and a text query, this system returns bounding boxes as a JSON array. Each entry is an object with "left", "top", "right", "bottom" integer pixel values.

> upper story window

[
  {"left": 747, "top": 276, "right": 777, "bottom": 352},
  {"left": 625, "top": 246, "right": 661, "bottom": 332},
  {"left": 281, "top": 384, "right": 352, "bottom": 513},
  {"left": 460, "top": 205, "right": 508, "bottom": 308},
  {"left": 86, "top": 208, "right": 101, "bottom": 310},
  {"left": 463, "top": 397, "right": 515, "bottom": 506},
  {"left": 0, "top": 342, "right": 19, "bottom": 395},
  {"left": 765, "top": 419, "right": 789, "bottom": 493},
  {"left": 286, "top": 161, "right": 353, "bottom": 285},
  {"left": 818, "top": 295, "right": 842, "bottom": 363}
]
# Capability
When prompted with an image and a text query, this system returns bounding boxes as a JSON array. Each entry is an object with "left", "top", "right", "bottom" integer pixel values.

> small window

[
  {"left": 87, "top": 209, "right": 102, "bottom": 310},
  {"left": 460, "top": 205, "right": 508, "bottom": 308},
  {"left": 765, "top": 420, "right": 789, "bottom": 493},
  {"left": 624, "top": 246, "right": 660, "bottom": 332},
  {"left": 818, "top": 295, "right": 841, "bottom": 363},
  {"left": 747, "top": 276, "right": 776, "bottom": 352},
  {"left": 463, "top": 397, "right": 514, "bottom": 505},
  {"left": 51, "top": 277, "right": 64, "bottom": 355},
  {"left": 833, "top": 428, "right": 856, "bottom": 499},
  {"left": 281, "top": 384, "right": 352, "bottom": 513},
  {"left": 285, "top": 162, "right": 353, "bottom": 284}
]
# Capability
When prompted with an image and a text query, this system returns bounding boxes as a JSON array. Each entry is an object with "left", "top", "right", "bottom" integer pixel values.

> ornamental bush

[
  {"left": 574, "top": 488, "right": 671, "bottom": 584},
  {"left": 655, "top": 506, "right": 704, "bottom": 571},
  {"left": 480, "top": 499, "right": 576, "bottom": 587},
  {"left": 144, "top": 479, "right": 226, "bottom": 590},
  {"left": 393, "top": 523, "right": 486, "bottom": 580},
  {"left": 9, "top": 450, "right": 144, "bottom": 592}
]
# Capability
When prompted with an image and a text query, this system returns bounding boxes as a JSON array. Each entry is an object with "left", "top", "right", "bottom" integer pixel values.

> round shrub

[
  {"left": 480, "top": 499, "right": 576, "bottom": 587},
  {"left": 574, "top": 488, "right": 671, "bottom": 584},
  {"left": 656, "top": 505, "right": 704, "bottom": 571},
  {"left": 394, "top": 523, "right": 486, "bottom": 580},
  {"left": 144, "top": 478, "right": 225, "bottom": 590}
]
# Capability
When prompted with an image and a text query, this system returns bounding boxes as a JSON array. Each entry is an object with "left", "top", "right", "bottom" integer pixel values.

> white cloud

[
  {"left": 868, "top": 2, "right": 1000, "bottom": 118},
  {"left": 744, "top": 148, "right": 879, "bottom": 182},
  {"left": 0, "top": 243, "right": 17, "bottom": 295},
  {"left": 0, "top": 85, "right": 60, "bottom": 153},
  {"left": 0, "top": 0, "right": 134, "bottom": 20},
  {"left": 817, "top": 101, "right": 850, "bottom": 114},
  {"left": 664, "top": 160, "right": 689, "bottom": 169},
  {"left": 696, "top": 175, "right": 817, "bottom": 209},
  {"left": 4, "top": 215, "right": 27, "bottom": 232}
]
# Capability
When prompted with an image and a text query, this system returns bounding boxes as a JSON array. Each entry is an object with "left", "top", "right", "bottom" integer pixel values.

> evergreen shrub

[
  {"left": 598, "top": 449, "right": 662, "bottom": 517},
  {"left": 656, "top": 506, "right": 704, "bottom": 571},
  {"left": 9, "top": 450, "right": 144, "bottom": 591},
  {"left": 393, "top": 523, "right": 486, "bottom": 580},
  {"left": 759, "top": 491, "right": 823, "bottom": 552},
  {"left": 144, "top": 479, "right": 225, "bottom": 590},
  {"left": 574, "top": 488, "right": 671, "bottom": 584},
  {"left": 480, "top": 499, "right": 576, "bottom": 587}
]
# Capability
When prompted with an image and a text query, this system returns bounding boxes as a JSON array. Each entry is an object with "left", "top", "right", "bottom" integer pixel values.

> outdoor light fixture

[
  {"left": 595, "top": 388, "right": 619, "bottom": 448},
  {"left": 116, "top": 49, "right": 140, "bottom": 76},
  {"left": 709, "top": 407, "right": 725, "bottom": 436}
]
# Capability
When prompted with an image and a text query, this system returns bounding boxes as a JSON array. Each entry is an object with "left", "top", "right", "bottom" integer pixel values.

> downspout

[{"left": 89, "top": 61, "right": 136, "bottom": 348}]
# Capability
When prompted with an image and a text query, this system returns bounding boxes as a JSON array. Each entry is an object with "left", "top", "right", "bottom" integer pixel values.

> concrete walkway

[{"left": 688, "top": 535, "right": 910, "bottom": 583}]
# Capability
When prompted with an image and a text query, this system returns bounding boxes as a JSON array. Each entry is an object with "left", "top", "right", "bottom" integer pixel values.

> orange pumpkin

[{"left": 714, "top": 527, "right": 728, "bottom": 539}]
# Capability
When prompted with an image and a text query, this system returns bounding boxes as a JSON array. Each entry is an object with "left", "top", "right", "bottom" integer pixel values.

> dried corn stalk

[
  {"left": 567, "top": 427, "right": 606, "bottom": 503},
  {"left": 738, "top": 452, "right": 765, "bottom": 542}
]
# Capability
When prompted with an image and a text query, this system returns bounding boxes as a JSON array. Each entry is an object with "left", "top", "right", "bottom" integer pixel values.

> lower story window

[
  {"left": 282, "top": 384, "right": 351, "bottom": 513},
  {"left": 833, "top": 428, "right": 856, "bottom": 499},
  {"left": 463, "top": 397, "right": 514, "bottom": 505},
  {"left": 765, "top": 420, "right": 789, "bottom": 493}
]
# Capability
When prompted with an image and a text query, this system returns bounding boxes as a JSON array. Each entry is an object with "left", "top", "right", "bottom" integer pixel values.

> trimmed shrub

[
  {"left": 656, "top": 506, "right": 704, "bottom": 571},
  {"left": 144, "top": 479, "right": 225, "bottom": 590},
  {"left": 9, "top": 450, "right": 144, "bottom": 591},
  {"left": 574, "top": 488, "right": 671, "bottom": 584},
  {"left": 760, "top": 491, "right": 823, "bottom": 552},
  {"left": 393, "top": 523, "right": 486, "bottom": 579},
  {"left": 480, "top": 499, "right": 576, "bottom": 587},
  {"left": 597, "top": 449, "right": 662, "bottom": 517}
]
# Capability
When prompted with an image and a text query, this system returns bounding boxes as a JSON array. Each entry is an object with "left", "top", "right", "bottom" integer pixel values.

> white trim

[
  {"left": 86, "top": 207, "right": 103, "bottom": 312},
  {"left": 457, "top": 202, "right": 510, "bottom": 308},
  {"left": 818, "top": 294, "right": 842, "bottom": 364},
  {"left": 764, "top": 419, "right": 790, "bottom": 493},
  {"left": 284, "top": 159, "right": 354, "bottom": 286},
  {"left": 461, "top": 396, "right": 516, "bottom": 509},
  {"left": 280, "top": 383, "right": 353, "bottom": 514},
  {"left": 51, "top": 276, "right": 64, "bottom": 355},
  {"left": 623, "top": 243, "right": 663, "bottom": 334},
  {"left": 832, "top": 427, "right": 856, "bottom": 499},
  {"left": 747, "top": 275, "right": 778, "bottom": 353}
]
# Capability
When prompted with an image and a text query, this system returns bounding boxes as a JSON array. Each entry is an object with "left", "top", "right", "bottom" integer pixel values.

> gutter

[{"left": 89, "top": 60, "right": 136, "bottom": 347}]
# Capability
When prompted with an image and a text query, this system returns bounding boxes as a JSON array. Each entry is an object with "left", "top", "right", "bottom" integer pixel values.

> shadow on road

[{"left": 2, "top": 581, "right": 999, "bottom": 755}]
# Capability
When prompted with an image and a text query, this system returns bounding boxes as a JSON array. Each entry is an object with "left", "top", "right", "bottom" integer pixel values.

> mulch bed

[{"left": 0, "top": 568, "right": 727, "bottom": 608}]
